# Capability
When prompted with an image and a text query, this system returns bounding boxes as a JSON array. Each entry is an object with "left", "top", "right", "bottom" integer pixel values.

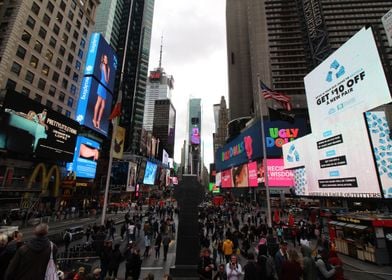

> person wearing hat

[
  {"left": 274, "top": 240, "right": 288, "bottom": 279},
  {"left": 73, "top": 266, "right": 87, "bottom": 280},
  {"left": 5, "top": 223, "right": 57, "bottom": 280}
]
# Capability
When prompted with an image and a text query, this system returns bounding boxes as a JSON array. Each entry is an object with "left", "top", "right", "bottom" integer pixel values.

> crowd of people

[{"left": 197, "top": 200, "right": 344, "bottom": 280}]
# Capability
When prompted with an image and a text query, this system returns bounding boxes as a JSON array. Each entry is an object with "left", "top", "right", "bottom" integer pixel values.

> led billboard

[
  {"left": 247, "top": 161, "right": 258, "bottom": 187},
  {"left": 143, "top": 161, "right": 158, "bottom": 185},
  {"left": 66, "top": 136, "right": 100, "bottom": 179},
  {"left": 232, "top": 164, "right": 248, "bottom": 188},
  {"left": 221, "top": 169, "right": 233, "bottom": 188},
  {"left": 266, "top": 159, "right": 294, "bottom": 187},
  {"left": 75, "top": 76, "right": 113, "bottom": 136},
  {"left": 2, "top": 91, "right": 78, "bottom": 161},
  {"left": 84, "top": 33, "right": 118, "bottom": 93},
  {"left": 127, "top": 162, "right": 138, "bottom": 192},
  {"left": 190, "top": 127, "right": 200, "bottom": 145}
]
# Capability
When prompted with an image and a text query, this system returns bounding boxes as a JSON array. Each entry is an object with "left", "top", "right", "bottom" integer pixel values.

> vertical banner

[
  {"left": 221, "top": 169, "right": 233, "bottom": 188},
  {"left": 127, "top": 162, "right": 137, "bottom": 192},
  {"left": 113, "top": 126, "right": 125, "bottom": 159},
  {"left": 247, "top": 161, "right": 258, "bottom": 187}
]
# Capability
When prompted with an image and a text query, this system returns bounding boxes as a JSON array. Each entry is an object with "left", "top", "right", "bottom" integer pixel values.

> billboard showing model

[
  {"left": 143, "top": 161, "right": 158, "bottom": 185},
  {"left": 75, "top": 76, "right": 113, "bottom": 136},
  {"left": 1, "top": 91, "right": 78, "bottom": 161}
]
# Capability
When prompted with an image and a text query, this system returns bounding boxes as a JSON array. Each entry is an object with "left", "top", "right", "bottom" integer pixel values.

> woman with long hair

[{"left": 93, "top": 54, "right": 110, "bottom": 130}]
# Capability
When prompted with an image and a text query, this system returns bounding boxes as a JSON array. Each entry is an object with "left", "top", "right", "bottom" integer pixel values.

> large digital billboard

[
  {"left": 247, "top": 161, "right": 258, "bottom": 187},
  {"left": 221, "top": 169, "right": 233, "bottom": 188},
  {"left": 1, "top": 91, "right": 78, "bottom": 161},
  {"left": 127, "top": 162, "right": 138, "bottom": 192},
  {"left": 75, "top": 76, "right": 113, "bottom": 136},
  {"left": 84, "top": 33, "right": 118, "bottom": 93},
  {"left": 190, "top": 127, "right": 200, "bottom": 145},
  {"left": 143, "top": 161, "right": 158, "bottom": 185},
  {"left": 232, "top": 164, "right": 248, "bottom": 188},
  {"left": 266, "top": 159, "right": 294, "bottom": 187},
  {"left": 66, "top": 136, "right": 100, "bottom": 179},
  {"left": 304, "top": 27, "right": 392, "bottom": 132}
]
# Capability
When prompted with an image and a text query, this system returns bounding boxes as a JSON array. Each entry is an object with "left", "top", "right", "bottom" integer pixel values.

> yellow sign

[
  {"left": 337, "top": 217, "right": 361, "bottom": 224},
  {"left": 113, "top": 126, "right": 125, "bottom": 159},
  {"left": 27, "top": 163, "right": 60, "bottom": 197}
]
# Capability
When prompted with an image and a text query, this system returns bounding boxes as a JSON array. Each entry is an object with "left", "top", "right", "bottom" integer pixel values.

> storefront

[{"left": 328, "top": 213, "right": 392, "bottom": 265}]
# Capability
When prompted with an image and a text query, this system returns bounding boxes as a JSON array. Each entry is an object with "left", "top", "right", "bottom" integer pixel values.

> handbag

[{"left": 45, "top": 242, "right": 59, "bottom": 280}]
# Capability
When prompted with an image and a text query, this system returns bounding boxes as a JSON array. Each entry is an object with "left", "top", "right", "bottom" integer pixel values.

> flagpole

[{"left": 257, "top": 75, "right": 272, "bottom": 228}]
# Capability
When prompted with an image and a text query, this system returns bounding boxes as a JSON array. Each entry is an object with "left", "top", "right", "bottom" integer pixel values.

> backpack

[{"left": 45, "top": 242, "right": 59, "bottom": 280}]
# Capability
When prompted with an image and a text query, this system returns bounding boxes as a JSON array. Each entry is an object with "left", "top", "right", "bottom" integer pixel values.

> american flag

[{"left": 260, "top": 81, "right": 292, "bottom": 111}]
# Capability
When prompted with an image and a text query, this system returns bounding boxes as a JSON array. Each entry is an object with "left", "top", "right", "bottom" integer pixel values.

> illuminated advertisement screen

[
  {"left": 191, "top": 127, "right": 200, "bottom": 145},
  {"left": 215, "top": 172, "right": 221, "bottom": 187},
  {"left": 143, "top": 161, "right": 158, "bottom": 185},
  {"left": 127, "top": 162, "right": 138, "bottom": 192},
  {"left": 1, "top": 91, "right": 78, "bottom": 161},
  {"left": 267, "top": 159, "right": 294, "bottom": 187},
  {"left": 247, "top": 161, "right": 258, "bottom": 187},
  {"left": 304, "top": 27, "right": 392, "bottom": 132},
  {"left": 209, "top": 182, "right": 220, "bottom": 193},
  {"left": 75, "top": 76, "right": 113, "bottom": 136},
  {"left": 365, "top": 111, "right": 392, "bottom": 198},
  {"left": 84, "top": 33, "right": 118, "bottom": 93},
  {"left": 232, "top": 164, "right": 248, "bottom": 188},
  {"left": 66, "top": 136, "right": 100, "bottom": 178},
  {"left": 221, "top": 169, "right": 233, "bottom": 188},
  {"left": 111, "top": 161, "right": 128, "bottom": 186},
  {"left": 137, "top": 160, "right": 146, "bottom": 184}
]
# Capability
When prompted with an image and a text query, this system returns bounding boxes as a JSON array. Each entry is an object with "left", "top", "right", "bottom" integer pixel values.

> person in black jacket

[
  {"left": 108, "top": 243, "right": 123, "bottom": 279},
  {"left": 243, "top": 252, "right": 260, "bottom": 280},
  {"left": 198, "top": 248, "right": 216, "bottom": 280}
]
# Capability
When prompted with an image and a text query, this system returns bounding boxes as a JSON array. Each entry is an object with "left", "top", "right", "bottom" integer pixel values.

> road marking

[{"left": 141, "top": 267, "right": 163, "bottom": 270}]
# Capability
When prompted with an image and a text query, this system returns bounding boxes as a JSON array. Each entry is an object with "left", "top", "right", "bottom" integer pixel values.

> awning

[
  {"left": 329, "top": 221, "right": 347, "bottom": 227},
  {"left": 354, "top": 225, "right": 368, "bottom": 230},
  {"left": 345, "top": 223, "right": 357, "bottom": 228}
]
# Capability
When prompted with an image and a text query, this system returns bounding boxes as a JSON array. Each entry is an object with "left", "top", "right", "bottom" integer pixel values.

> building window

[
  {"left": 72, "top": 73, "right": 78, "bottom": 82},
  {"left": 0, "top": 22, "right": 8, "bottom": 33},
  {"left": 67, "top": 53, "right": 73, "bottom": 63},
  {"left": 65, "top": 65, "right": 71, "bottom": 76},
  {"left": 75, "top": 60, "right": 81, "bottom": 70},
  {"left": 85, "top": 18, "right": 89, "bottom": 27},
  {"left": 25, "top": 71, "right": 34, "bottom": 84},
  {"left": 57, "top": 105, "right": 62, "bottom": 113},
  {"left": 67, "top": 97, "right": 74, "bottom": 108},
  {"left": 60, "top": 1, "right": 66, "bottom": 11},
  {"left": 10, "top": 62, "right": 21, "bottom": 76},
  {"left": 68, "top": 10, "right": 74, "bottom": 21},
  {"left": 82, "top": 28, "right": 87, "bottom": 37},
  {"left": 77, "top": 49, "right": 83, "bottom": 59},
  {"left": 21, "top": 87, "right": 31, "bottom": 96},
  {"left": 65, "top": 22, "right": 71, "bottom": 32},
  {"left": 70, "top": 84, "right": 77, "bottom": 95},
  {"left": 46, "top": 100, "right": 53, "bottom": 109},
  {"left": 53, "top": 24, "right": 60, "bottom": 35},
  {"left": 31, "top": 2, "right": 40, "bottom": 15},
  {"left": 61, "top": 78, "right": 68, "bottom": 90},
  {"left": 45, "top": 50, "right": 53, "bottom": 62},
  {"left": 62, "top": 33, "right": 68, "bottom": 44},
  {"left": 49, "top": 36, "right": 56, "bottom": 48},
  {"left": 30, "top": 55, "right": 39, "bottom": 68},
  {"left": 231, "top": 52, "right": 235, "bottom": 65},
  {"left": 71, "top": 0, "right": 77, "bottom": 9},
  {"left": 56, "top": 12, "right": 63, "bottom": 23},
  {"left": 6, "top": 79, "right": 17, "bottom": 90},
  {"left": 21, "top": 30, "right": 31, "bottom": 44},
  {"left": 16, "top": 45, "right": 26, "bottom": 59},
  {"left": 49, "top": 85, "right": 56, "bottom": 96},
  {"left": 73, "top": 30, "right": 79, "bottom": 40},
  {"left": 66, "top": 110, "right": 71, "bottom": 117},
  {"left": 59, "top": 91, "right": 65, "bottom": 102},
  {"left": 76, "top": 20, "right": 81, "bottom": 29},
  {"left": 26, "top": 16, "right": 36, "bottom": 29},
  {"left": 38, "top": 78, "right": 46, "bottom": 90},
  {"left": 5, "top": 7, "right": 14, "bottom": 17},
  {"left": 52, "top": 71, "right": 59, "bottom": 82},
  {"left": 35, "top": 94, "right": 42, "bottom": 102},
  {"left": 41, "top": 64, "right": 49, "bottom": 76},
  {"left": 59, "top": 45, "right": 65, "bottom": 56},
  {"left": 79, "top": 9, "right": 84, "bottom": 19},
  {"left": 55, "top": 58, "right": 63, "bottom": 69},
  {"left": 43, "top": 14, "right": 50, "bottom": 26},
  {"left": 80, "top": 38, "right": 86, "bottom": 48},
  {"left": 47, "top": 2, "right": 54, "bottom": 13},
  {"left": 34, "top": 40, "right": 43, "bottom": 53},
  {"left": 38, "top": 27, "right": 47, "bottom": 39},
  {"left": 70, "top": 42, "right": 76, "bottom": 51}
]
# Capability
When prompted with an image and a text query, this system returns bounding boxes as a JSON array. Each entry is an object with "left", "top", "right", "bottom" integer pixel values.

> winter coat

[{"left": 4, "top": 236, "right": 57, "bottom": 280}]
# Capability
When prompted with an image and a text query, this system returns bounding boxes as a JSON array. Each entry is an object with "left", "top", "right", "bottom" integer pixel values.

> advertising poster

[
  {"left": 84, "top": 33, "right": 118, "bottom": 93},
  {"left": 283, "top": 135, "right": 312, "bottom": 169},
  {"left": 215, "top": 172, "right": 221, "bottom": 187},
  {"left": 267, "top": 159, "right": 294, "bottom": 187},
  {"left": 191, "top": 127, "right": 201, "bottom": 145},
  {"left": 137, "top": 160, "right": 146, "bottom": 184},
  {"left": 111, "top": 161, "right": 129, "bottom": 187},
  {"left": 127, "top": 162, "right": 138, "bottom": 192},
  {"left": 66, "top": 136, "right": 100, "bottom": 179},
  {"left": 75, "top": 76, "right": 113, "bottom": 136},
  {"left": 113, "top": 126, "right": 125, "bottom": 159},
  {"left": 143, "top": 161, "right": 158, "bottom": 185},
  {"left": 221, "top": 169, "right": 233, "bottom": 188},
  {"left": 382, "top": 9, "right": 392, "bottom": 47},
  {"left": 304, "top": 27, "right": 392, "bottom": 131},
  {"left": 2, "top": 91, "right": 78, "bottom": 161},
  {"left": 162, "top": 149, "right": 169, "bottom": 166},
  {"left": 232, "top": 164, "right": 248, "bottom": 188},
  {"left": 247, "top": 161, "right": 258, "bottom": 187},
  {"left": 365, "top": 111, "right": 392, "bottom": 198}
]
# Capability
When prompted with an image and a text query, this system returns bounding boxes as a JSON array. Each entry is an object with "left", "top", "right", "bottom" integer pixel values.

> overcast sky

[{"left": 148, "top": 0, "right": 228, "bottom": 170}]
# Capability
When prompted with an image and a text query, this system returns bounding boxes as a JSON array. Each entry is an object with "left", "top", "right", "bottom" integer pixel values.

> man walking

[{"left": 162, "top": 234, "right": 171, "bottom": 261}]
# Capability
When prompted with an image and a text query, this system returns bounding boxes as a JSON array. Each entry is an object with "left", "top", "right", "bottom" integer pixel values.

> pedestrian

[
  {"left": 63, "top": 229, "right": 72, "bottom": 253},
  {"left": 197, "top": 248, "right": 216, "bottom": 280},
  {"left": 301, "top": 245, "right": 317, "bottom": 280},
  {"left": 155, "top": 233, "right": 162, "bottom": 259},
  {"left": 225, "top": 255, "right": 242, "bottom": 280},
  {"left": 86, "top": 225, "right": 92, "bottom": 242},
  {"left": 144, "top": 234, "right": 151, "bottom": 257},
  {"left": 99, "top": 240, "right": 113, "bottom": 280},
  {"left": 162, "top": 234, "right": 171, "bottom": 261},
  {"left": 0, "top": 233, "right": 9, "bottom": 280},
  {"left": 280, "top": 249, "right": 303, "bottom": 280},
  {"left": 213, "top": 264, "right": 227, "bottom": 280},
  {"left": 73, "top": 267, "right": 87, "bottom": 280},
  {"left": 315, "top": 247, "right": 337, "bottom": 280},
  {"left": 86, "top": 267, "right": 101, "bottom": 280},
  {"left": 328, "top": 250, "right": 344, "bottom": 280},
  {"left": 243, "top": 252, "right": 260, "bottom": 280},
  {"left": 128, "top": 248, "right": 142, "bottom": 280},
  {"left": 274, "top": 240, "right": 288, "bottom": 279},
  {"left": 222, "top": 236, "right": 234, "bottom": 263},
  {"left": 108, "top": 243, "right": 123, "bottom": 279},
  {"left": 5, "top": 223, "right": 58, "bottom": 280},
  {"left": 256, "top": 244, "right": 276, "bottom": 280}
]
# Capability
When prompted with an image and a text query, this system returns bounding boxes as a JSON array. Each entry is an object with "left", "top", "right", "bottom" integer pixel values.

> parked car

[{"left": 66, "top": 226, "right": 85, "bottom": 240}]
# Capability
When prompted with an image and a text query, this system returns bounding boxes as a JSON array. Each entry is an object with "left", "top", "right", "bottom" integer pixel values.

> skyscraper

[
  {"left": 213, "top": 96, "right": 229, "bottom": 158},
  {"left": 188, "top": 98, "right": 202, "bottom": 176},
  {"left": 0, "top": 0, "right": 100, "bottom": 118},
  {"left": 226, "top": 0, "right": 392, "bottom": 121}
]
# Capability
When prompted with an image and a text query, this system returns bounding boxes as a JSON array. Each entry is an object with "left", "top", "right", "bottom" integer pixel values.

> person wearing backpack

[{"left": 5, "top": 223, "right": 58, "bottom": 280}]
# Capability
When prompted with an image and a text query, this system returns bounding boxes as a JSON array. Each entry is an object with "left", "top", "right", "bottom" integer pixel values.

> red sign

[
  {"left": 247, "top": 161, "right": 258, "bottom": 187},
  {"left": 149, "top": 71, "right": 161, "bottom": 80},
  {"left": 221, "top": 169, "right": 233, "bottom": 188}
]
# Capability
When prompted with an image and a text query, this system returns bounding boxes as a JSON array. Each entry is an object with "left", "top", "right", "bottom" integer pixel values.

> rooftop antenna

[{"left": 159, "top": 35, "right": 163, "bottom": 69}]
